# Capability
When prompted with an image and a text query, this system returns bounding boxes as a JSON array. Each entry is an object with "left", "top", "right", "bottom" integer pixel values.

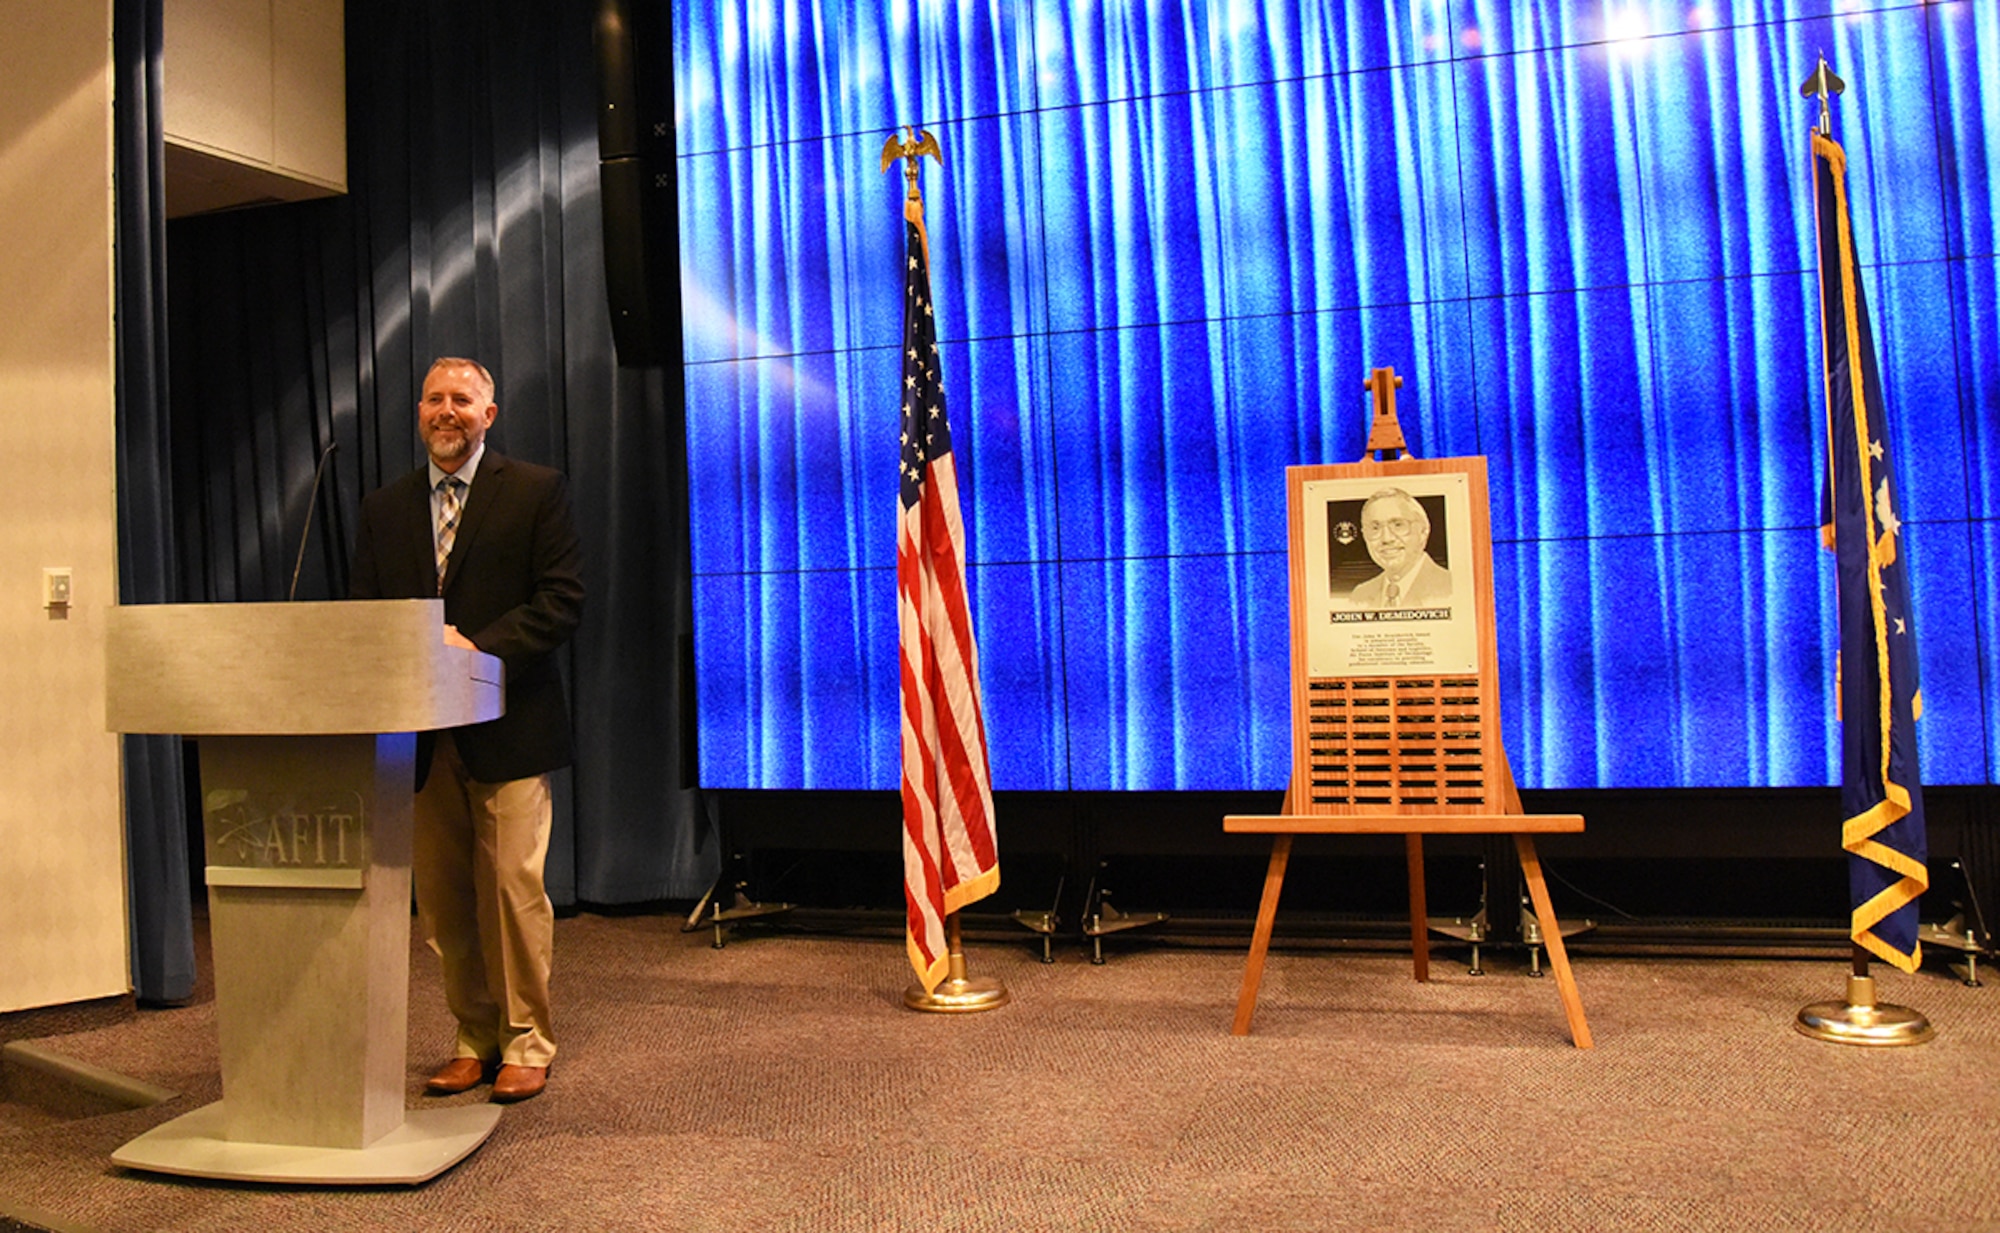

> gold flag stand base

[
  {"left": 903, "top": 971, "right": 1010, "bottom": 1013},
  {"left": 1796, "top": 975, "right": 1934, "bottom": 1047},
  {"left": 904, "top": 913, "right": 1010, "bottom": 1013}
]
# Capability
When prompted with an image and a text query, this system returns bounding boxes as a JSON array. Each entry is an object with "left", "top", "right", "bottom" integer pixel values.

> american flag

[
  {"left": 897, "top": 209, "right": 999, "bottom": 992},
  {"left": 1813, "top": 128, "right": 1927, "bottom": 973}
]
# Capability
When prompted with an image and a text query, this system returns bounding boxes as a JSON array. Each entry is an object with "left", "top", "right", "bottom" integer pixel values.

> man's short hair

[
  {"left": 1362, "top": 487, "right": 1427, "bottom": 529},
  {"left": 427, "top": 356, "right": 495, "bottom": 402}
]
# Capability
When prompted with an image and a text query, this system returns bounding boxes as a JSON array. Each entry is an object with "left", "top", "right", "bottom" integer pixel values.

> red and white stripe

[{"left": 899, "top": 449, "right": 999, "bottom": 992}]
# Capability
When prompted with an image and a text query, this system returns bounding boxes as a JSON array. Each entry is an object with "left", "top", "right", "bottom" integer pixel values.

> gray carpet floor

[{"left": 2, "top": 914, "right": 1996, "bottom": 1232}]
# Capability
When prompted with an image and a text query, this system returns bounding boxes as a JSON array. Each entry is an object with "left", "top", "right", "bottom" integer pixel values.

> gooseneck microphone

[{"left": 287, "top": 441, "right": 339, "bottom": 601}]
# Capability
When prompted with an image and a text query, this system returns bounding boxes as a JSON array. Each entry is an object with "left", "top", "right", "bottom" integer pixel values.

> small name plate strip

[{"left": 205, "top": 866, "right": 366, "bottom": 890}]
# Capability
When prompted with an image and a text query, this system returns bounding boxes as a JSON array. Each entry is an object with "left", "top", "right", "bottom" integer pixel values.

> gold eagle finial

[{"left": 880, "top": 126, "right": 943, "bottom": 199}]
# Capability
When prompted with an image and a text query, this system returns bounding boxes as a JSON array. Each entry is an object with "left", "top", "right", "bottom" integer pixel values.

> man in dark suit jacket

[{"left": 350, "top": 356, "right": 583, "bottom": 1103}]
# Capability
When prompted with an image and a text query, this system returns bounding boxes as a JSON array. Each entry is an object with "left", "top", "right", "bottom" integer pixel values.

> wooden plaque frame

[
  {"left": 1224, "top": 369, "right": 1592, "bottom": 1048},
  {"left": 1283, "top": 455, "right": 1505, "bottom": 815}
]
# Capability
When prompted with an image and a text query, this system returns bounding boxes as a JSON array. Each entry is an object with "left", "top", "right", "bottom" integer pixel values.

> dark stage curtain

[
  {"left": 113, "top": 0, "right": 196, "bottom": 1004},
  {"left": 162, "top": 0, "right": 713, "bottom": 906}
]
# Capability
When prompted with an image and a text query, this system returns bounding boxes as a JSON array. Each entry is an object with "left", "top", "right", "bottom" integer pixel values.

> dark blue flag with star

[{"left": 1813, "top": 129, "right": 1927, "bottom": 973}]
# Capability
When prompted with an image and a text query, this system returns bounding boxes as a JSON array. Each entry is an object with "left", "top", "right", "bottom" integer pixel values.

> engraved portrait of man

[{"left": 1346, "top": 487, "right": 1453, "bottom": 610}]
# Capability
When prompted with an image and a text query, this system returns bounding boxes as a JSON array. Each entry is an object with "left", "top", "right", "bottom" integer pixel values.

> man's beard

[{"left": 425, "top": 423, "right": 470, "bottom": 460}]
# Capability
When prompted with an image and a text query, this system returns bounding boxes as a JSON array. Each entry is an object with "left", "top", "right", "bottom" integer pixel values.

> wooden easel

[{"left": 1227, "top": 367, "right": 1592, "bottom": 1048}]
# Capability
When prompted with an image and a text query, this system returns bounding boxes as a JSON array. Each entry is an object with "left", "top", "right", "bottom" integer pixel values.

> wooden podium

[{"left": 104, "top": 600, "right": 508, "bottom": 1184}]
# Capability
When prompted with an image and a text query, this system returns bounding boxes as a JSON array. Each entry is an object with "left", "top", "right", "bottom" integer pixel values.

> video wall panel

[
  {"left": 1059, "top": 551, "right": 1294, "bottom": 791},
  {"left": 1975, "top": 522, "right": 2000, "bottom": 776},
  {"left": 1935, "top": 11, "right": 1997, "bottom": 262},
  {"left": 1644, "top": 271, "right": 1821, "bottom": 536},
  {"left": 1212, "top": 65, "right": 1470, "bottom": 315},
  {"left": 1454, "top": 39, "right": 1648, "bottom": 298},
  {"left": 677, "top": 0, "right": 2000, "bottom": 791},
  {"left": 1953, "top": 257, "right": 2000, "bottom": 521}
]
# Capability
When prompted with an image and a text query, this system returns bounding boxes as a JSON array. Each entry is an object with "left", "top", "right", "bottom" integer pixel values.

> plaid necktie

[{"left": 435, "top": 476, "right": 464, "bottom": 594}]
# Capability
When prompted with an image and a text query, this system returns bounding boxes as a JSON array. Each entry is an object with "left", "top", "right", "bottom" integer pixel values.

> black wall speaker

[{"left": 595, "top": 0, "right": 678, "bottom": 367}]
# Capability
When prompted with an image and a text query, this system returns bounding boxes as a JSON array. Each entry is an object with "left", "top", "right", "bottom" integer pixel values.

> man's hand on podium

[{"left": 443, "top": 624, "right": 479, "bottom": 651}]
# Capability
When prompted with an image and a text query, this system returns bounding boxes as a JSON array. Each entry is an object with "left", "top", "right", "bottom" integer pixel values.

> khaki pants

[{"left": 412, "top": 732, "right": 556, "bottom": 1068}]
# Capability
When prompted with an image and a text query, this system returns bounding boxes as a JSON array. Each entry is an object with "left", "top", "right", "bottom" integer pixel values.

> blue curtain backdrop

[
  {"left": 113, "top": 0, "right": 196, "bottom": 1003},
  {"left": 676, "top": 1, "right": 2000, "bottom": 793}
]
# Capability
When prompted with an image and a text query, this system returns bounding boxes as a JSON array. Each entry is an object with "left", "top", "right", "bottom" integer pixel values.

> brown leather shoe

[
  {"left": 490, "top": 1063, "right": 548, "bottom": 1103},
  {"left": 425, "top": 1057, "right": 491, "bottom": 1095}
]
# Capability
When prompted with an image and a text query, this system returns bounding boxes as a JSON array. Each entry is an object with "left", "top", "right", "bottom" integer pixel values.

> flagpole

[
  {"left": 905, "top": 909, "right": 1010, "bottom": 1012},
  {"left": 883, "top": 124, "right": 1009, "bottom": 1015},
  {"left": 1792, "top": 55, "right": 1932, "bottom": 1047}
]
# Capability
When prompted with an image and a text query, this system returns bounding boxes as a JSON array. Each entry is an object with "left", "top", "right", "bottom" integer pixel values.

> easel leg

[
  {"left": 1514, "top": 834, "right": 1593, "bottom": 1049},
  {"left": 1406, "top": 834, "right": 1429, "bottom": 982},
  {"left": 1232, "top": 835, "right": 1292, "bottom": 1037}
]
